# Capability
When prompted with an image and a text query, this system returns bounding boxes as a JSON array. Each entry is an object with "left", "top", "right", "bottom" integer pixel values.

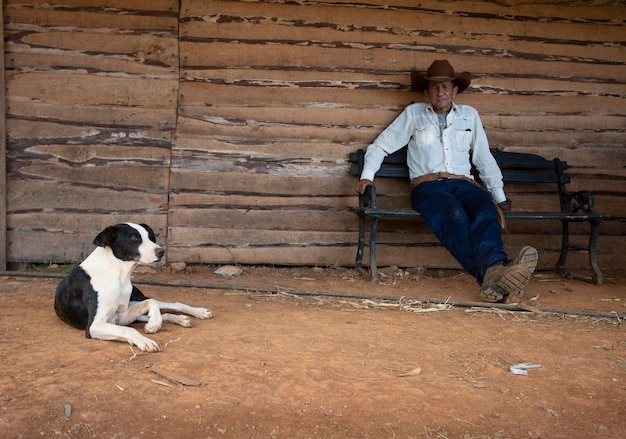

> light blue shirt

[{"left": 360, "top": 102, "right": 506, "bottom": 203}]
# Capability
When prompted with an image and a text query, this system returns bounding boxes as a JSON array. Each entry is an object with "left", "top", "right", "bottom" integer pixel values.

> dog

[{"left": 54, "top": 223, "right": 212, "bottom": 352}]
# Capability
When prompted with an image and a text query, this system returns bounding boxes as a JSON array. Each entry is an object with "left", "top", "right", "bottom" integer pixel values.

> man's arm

[
  {"left": 469, "top": 110, "right": 507, "bottom": 204},
  {"left": 356, "top": 106, "right": 417, "bottom": 194},
  {"left": 355, "top": 144, "right": 388, "bottom": 193}
]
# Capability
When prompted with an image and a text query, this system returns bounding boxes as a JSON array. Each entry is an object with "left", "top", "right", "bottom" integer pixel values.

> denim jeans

[{"left": 410, "top": 179, "right": 508, "bottom": 285}]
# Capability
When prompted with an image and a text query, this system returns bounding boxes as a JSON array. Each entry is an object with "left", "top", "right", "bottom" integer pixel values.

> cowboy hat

[{"left": 411, "top": 59, "right": 471, "bottom": 93}]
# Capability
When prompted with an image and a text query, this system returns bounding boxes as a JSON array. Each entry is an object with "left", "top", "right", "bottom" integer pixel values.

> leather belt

[{"left": 411, "top": 172, "right": 477, "bottom": 189}]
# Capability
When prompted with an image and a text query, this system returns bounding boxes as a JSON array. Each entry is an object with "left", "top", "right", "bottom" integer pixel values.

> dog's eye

[{"left": 130, "top": 234, "right": 139, "bottom": 241}]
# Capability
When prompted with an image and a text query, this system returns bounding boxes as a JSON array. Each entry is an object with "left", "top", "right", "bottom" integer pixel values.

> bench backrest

[
  {"left": 349, "top": 146, "right": 570, "bottom": 187},
  {"left": 350, "top": 146, "right": 579, "bottom": 212}
]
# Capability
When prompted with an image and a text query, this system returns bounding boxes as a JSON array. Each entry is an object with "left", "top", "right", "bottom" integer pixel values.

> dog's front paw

[
  {"left": 168, "top": 315, "right": 192, "bottom": 327},
  {"left": 133, "top": 336, "right": 161, "bottom": 353},
  {"left": 194, "top": 308, "right": 213, "bottom": 319},
  {"left": 144, "top": 320, "right": 162, "bottom": 334}
]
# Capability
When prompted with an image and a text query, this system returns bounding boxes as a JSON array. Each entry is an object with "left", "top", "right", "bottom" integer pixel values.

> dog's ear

[
  {"left": 140, "top": 223, "right": 157, "bottom": 243},
  {"left": 93, "top": 226, "right": 117, "bottom": 248}
]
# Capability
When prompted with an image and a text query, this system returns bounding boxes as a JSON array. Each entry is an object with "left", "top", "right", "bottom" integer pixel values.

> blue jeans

[{"left": 410, "top": 179, "right": 508, "bottom": 285}]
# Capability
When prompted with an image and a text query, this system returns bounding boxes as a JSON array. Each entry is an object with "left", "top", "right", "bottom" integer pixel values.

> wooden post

[{"left": 0, "top": 0, "right": 7, "bottom": 270}]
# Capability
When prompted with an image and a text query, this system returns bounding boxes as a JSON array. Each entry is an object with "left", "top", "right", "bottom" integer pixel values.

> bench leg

[
  {"left": 355, "top": 214, "right": 367, "bottom": 277},
  {"left": 556, "top": 219, "right": 604, "bottom": 286},
  {"left": 369, "top": 217, "right": 379, "bottom": 281},
  {"left": 588, "top": 220, "right": 603, "bottom": 286},
  {"left": 555, "top": 220, "right": 570, "bottom": 279}
]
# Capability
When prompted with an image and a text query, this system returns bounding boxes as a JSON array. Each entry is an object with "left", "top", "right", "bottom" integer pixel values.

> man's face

[{"left": 425, "top": 80, "right": 458, "bottom": 113}]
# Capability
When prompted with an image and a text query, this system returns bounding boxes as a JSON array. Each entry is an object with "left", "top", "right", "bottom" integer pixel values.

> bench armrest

[
  {"left": 358, "top": 184, "right": 377, "bottom": 209},
  {"left": 561, "top": 189, "right": 596, "bottom": 213}
]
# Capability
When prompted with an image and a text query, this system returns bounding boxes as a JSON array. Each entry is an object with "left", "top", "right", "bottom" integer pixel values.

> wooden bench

[{"left": 349, "top": 147, "right": 611, "bottom": 285}]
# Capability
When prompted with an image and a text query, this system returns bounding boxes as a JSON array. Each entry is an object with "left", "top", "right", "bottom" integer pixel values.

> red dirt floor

[{"left": 1, "top": 265, "right": 625, "bottom": 438}]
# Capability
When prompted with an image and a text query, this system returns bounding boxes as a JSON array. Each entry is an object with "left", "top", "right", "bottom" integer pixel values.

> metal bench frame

[{"left": 349, "top": 147, "right": 611, "bottom": 285}]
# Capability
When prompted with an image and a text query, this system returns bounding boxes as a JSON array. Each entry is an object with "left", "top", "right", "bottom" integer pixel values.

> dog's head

[{"left": 93, "top": 223, "right": 164, "bottom": 264}]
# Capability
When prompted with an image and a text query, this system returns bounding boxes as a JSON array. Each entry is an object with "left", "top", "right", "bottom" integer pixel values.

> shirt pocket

[
  {"left": 415, "top": 127, "right": 438, "bottom": 147},
  {"left": 454, "top": 127, "right": 473, "bottom": 152}
]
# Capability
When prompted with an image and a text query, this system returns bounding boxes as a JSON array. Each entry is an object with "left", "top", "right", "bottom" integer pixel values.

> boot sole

[
  {"left": 513, "top": 246, "right": 538, "bottom": 274},
  {"left": 498, "top": 266, "right": 532, "bottom": 303},
  {"left": 479, "top": 266, "right": 531, "bottom": 303},
  {"left": 479, "top": 285, "right": 505, "bottom": 303}
]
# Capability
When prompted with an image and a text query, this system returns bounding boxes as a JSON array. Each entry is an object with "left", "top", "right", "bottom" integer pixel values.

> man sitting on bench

[{"left": 355, "top": 59, "right": 538, "bottom": 303}]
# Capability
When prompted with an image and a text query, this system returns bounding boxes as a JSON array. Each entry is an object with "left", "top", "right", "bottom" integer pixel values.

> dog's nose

[{"left": 155, "top": 248, "right": 165, "bottom": 260}]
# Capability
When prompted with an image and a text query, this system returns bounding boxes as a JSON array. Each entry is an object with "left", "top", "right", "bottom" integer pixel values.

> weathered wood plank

[
  {"left": 7, "top": 213, "right": 168, "bottom": 263},
  {"left": 7, "top": 73, "right": 178, "bottom": 107},
  {"left": 8, "top": 31, "right": 178, "bottom": 68},
  {"left": 180, "top": 103, "right": 626, "bottom": 132},
  {"left": 26, "top": 144, "right": 171, "bottom": 165},
  {"left": 181, "top": 42, "right": 625, "bottom": 82},
  {"left": 7, "top": 182, "right": 169, "bottom": 213},
  {"left": 9, "top": 163, "right": 170, "bottom": 192},
  {"left": 497, "top": 148, "right": 626, "bottom": 173},
  {"left": 169, "top": 193, "right": 354, "bottom": 210},
  {"left": 486, "top": 131, "right": 626, "bottom": 149},
  {"left": 7, "top": 101, "right": 176, "bottom": 130},
  {"left": 182, "top": 68, "right": 625, "bottom": 99},
  {"left": 179, "top": 82, "right": 624, "bottom": 113},
  {"left": 177, "top": 101, "right": 625, "bottom": 151},
  {"left": 181, "top": 0, "right": 625, "bottom": 46},
  {"left": 4, "top": 4, "right": 178, "bottom": 31},
  {"left": 368, "top": 237, "right": 622, "bottom": 272},
  {"left": 7, "top": 0, "right": 176, "bottom": 11},
  {"left": 5, "top": 46, "right": 177, "bottom": 77},
  {"left": 168, "top": 227, "right": 354, "bottom": 247},
  {"left": 7, "top": 213, "right": 168, "bottom": 236},
  {"left": 0, "top": 0, "right": 6, "bottom": 269},
  {"left": 170, "top": 172, "right": 355, "bottom": 196},
  {"left": 170, "top": 150, "right": 350, "bottom": 178},
  {"left": 164, "top": 234, "right": 623, "bottom": 271},
  {"left": 168, "top": 209, "right": 356, "bottom": 232},
  {"left": 175, "top": 115, "right": 624, "bottom": 156},
  {"left": 183, "top": 0, "right": 623, "bottom": 23},
  {"left": 164, "top": 245, "right": 355, "bottom": 267},
  {"left": 6, "top": 120, "right": 172, "bottom": 146},
  {"left": 172, "top": 138, "right": 356, "bottom": 161}
]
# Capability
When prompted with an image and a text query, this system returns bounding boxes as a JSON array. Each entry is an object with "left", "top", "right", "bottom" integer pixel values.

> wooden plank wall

[
  {"left": 3, "top": 0, "right": 625, "bottom": 272},
  {"left": 3, "top": 0, "right": 179, "bottom": 264},
  {"left": 171, "top": 0, "right": 625, "bottom": 271}
]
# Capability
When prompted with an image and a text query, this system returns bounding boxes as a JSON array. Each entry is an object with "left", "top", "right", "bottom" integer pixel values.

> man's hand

[
  {"left": 499, "top": 198, "right": 532, "bottom": 212},
  {"left": 498, "top": 198, "right": 512, "bottom": 212},
  {"left": 356, "top": 179, "right": 373, "bottom": 194}
]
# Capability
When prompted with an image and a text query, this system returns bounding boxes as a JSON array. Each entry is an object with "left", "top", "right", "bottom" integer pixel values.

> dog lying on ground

[{"left": 54, "top": 223, "right": 211, "bottom": 352}]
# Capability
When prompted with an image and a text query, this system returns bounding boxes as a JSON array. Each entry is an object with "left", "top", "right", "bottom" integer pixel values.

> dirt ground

[{"left": 1, "top": 264, "right": 625, "bottom": 439}]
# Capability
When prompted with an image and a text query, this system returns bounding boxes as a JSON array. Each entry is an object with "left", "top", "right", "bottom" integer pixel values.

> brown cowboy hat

[{"left": 411, "top": 59, "right": 471, "bottom": 93}]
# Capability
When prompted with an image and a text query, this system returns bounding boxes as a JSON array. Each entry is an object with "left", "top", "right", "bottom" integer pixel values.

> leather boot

[{"left": 480, "top": 262, "right": 531, "bottom": 303}]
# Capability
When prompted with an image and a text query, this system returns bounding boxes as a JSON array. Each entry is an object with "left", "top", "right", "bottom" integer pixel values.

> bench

[{"left": 349, "top": 147, "right": 611, "bottom": 285}]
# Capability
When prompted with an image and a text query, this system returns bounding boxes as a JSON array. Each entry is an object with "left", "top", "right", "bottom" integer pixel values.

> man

[{"left": 356, "top": 59, "right": 538, "bottom": 303}]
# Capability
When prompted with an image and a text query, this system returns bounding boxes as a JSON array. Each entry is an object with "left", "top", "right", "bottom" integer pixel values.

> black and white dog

[{"left": 54, "top": 223, "right": 211, "bottom": 352}]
